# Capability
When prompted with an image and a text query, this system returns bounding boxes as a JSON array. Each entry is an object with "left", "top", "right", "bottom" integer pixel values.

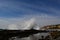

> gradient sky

[
  {"left": 0, "top": 0, "right": 60, "bottom": 30},
  {"left": 0, "top": 0, "right": 60, "bottom": 17}
]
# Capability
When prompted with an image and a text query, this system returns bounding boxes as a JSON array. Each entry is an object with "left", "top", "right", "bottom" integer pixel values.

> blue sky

[
  {"left": 0, "top": 0, "right": 60, "bottom": 30},
  {"left": 0, "top": 0, "right": 60, "bottom": 17}
]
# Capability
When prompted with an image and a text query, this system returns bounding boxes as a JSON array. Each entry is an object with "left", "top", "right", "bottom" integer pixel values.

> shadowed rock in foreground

[
  {"left": 0, "top": 29, "right": 49, "bottom": 40},
  {"left": 0, "top": 24, "right": 60, "bottom": 40}
]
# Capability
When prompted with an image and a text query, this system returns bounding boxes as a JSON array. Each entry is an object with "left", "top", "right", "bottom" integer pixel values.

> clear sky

[{"left": 0, "top": 0, "right": 60, "bottom": 30}]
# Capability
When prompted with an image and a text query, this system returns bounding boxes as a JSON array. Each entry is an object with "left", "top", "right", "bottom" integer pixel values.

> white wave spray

[{"left": 0, "top": 14, "right": 60, "bottom": 30}]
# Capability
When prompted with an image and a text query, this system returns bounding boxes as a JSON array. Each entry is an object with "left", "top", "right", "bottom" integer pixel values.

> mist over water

[
  {"left": 6, "top": 14, "right": 60, "bottom": 30},
  {"left": 7, "top": 17, "right": 36, "bottom": 30},
  {"left": 0, "top": 14, "right": 60, "bottom": 30}
]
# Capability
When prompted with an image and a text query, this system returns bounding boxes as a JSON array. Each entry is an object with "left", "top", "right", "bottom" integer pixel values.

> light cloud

[{"left": 0, "top": 14, "right": 60, "bottom": 30}]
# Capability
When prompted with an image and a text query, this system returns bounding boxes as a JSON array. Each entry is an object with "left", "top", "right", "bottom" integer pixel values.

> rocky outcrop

[
  {"left": 40, "top": 24, "right": 60, "bottom": 39},
  {"left": 40, "top": 24, "right": 60, "bottom": 30}
]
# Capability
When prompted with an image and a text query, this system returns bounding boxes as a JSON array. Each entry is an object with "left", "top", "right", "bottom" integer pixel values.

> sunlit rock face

[{"left": 40, "top": 24, "right": 60, "bottom": 30}]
